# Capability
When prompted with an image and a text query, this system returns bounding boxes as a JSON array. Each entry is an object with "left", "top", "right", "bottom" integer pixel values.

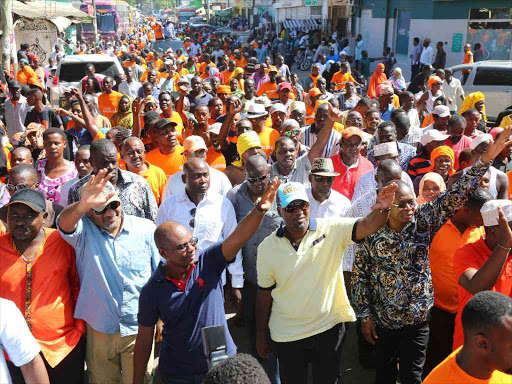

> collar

[
  {"left": 164, "top": 263, "right": 196, "bottom": 292},
  {"left": 276, "top": 218, "right": 317, "bottom": 238},
  {"left": 176, "top": 188, "right": 211, "bottom": 205},
  {"left": 98, "top": 213, "right": 132, "bottom": 236},
  {"left": 117, "top": 169, "right": 136, "bottom": 187}
]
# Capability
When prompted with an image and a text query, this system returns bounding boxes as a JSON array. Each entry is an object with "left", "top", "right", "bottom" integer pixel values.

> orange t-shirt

[
  {"left": 453, "top": 238, "right": 512, "bottom": 350},
  {"left": 330, "top": 72, "right": 356, "bottom": 91},
  {"left": 256, "top": 81, "right": 278, "bottom": 99},
  {"left": 235, "top": 57, "right": 247, "bottom": 69},
  {"left": 0, "top": 230, "right": 84, "bottom": 367},
  {"left": 178, "top": 68, "right": 190, "bottom": 77},
  {"left": 257, "top": 127, "right": 280, "bottom": 158},
  {"left": 16, "top": 66, "right": 41, "bottom": 88},
  {"left": 98, "top": 91, "right": 123, "bottom": 121},
  {"left": 424, "top": 347, "right": 512, "bottom": 384},
  {"left": 120, "top": 161, "right": 167, "bottom": 205},
  {"left": 145, "top": 145, "right": 186, "bottom": 178},
  {"left": 429, "top": 221, "right": 484, "bottom": 314},
  {"left": 151, "top": 24, "right": 164, "bottom": 39},
  {"left": 206, "top": 146, "right": 226, "bottom": 172},
  {"left": 507, "top": 171, "right": 512, "bottom": 199},
  {"left": 221, "top": 70, "right": 233, "bottom": 85}
]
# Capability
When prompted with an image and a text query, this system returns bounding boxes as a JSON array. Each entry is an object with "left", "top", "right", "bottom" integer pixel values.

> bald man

[
  {"left": 134, "top": 176, "right": 280, "bottom": 384},
  {"left": 11, "top": 147, "right": 33, "bottom": 166}
]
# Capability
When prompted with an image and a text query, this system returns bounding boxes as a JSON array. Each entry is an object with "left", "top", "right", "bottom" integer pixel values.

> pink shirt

[{"left": 444, "top": 136, "right": 472, "bottom": 170}]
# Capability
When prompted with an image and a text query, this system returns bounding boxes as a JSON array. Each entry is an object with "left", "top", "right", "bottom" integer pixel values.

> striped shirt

[
  {"left": 4, "top": 96, "right": 29, "bottom": 141},
  {"left": 407, "top": 154, "right": 431, "bottom": 179},
  {"left": 300, "top": 124, "right": 341, "bottom": 159}
]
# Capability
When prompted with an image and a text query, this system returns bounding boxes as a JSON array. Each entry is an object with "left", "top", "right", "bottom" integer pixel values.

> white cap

[
  {"left": 374, "top": 142, "right": 399, "bottom": 157},
  {"left": 480, "top": 200, "right": 512, "bottom": 227},
  {"left": 433, "top": 105, "right": 450, "bottom": 118},
  {"left": 209, "top": 122, "right": 222, "bottom": 135},
  {"left": 470, "top": 133, "right": 493, "bottom": 150},
  {"left": 164, "top": 59, "right": 173, "bottom": 66},
  {"left": 281, "top": 119, "right": 300, "bottom": 131},
  {"left": 270, "top": 103, "right": 287, "bottom": 115},
  {"left": 290, "top": 101, "right": 306, "bottom": 114},
  {"left": 420, "top": 129, "right": 450, "bottom": 146}
]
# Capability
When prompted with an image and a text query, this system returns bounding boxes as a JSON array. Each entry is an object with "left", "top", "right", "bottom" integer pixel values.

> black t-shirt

[{"left": 24, "top": 106, "right": 62, "bottom": 128}]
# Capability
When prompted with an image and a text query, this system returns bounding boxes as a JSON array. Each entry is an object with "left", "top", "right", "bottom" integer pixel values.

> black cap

[
  {"left": 154, "top": 118, "right": 177, "bottom": 132},
  {"left": 2, "top": 189, "right": 46, "bottom": 213},
  {"left": 7, "top": 80, "right": 21, "bottom": 89}
]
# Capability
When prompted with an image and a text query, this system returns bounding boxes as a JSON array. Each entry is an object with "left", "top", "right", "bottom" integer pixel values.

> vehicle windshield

[
  {"left": 98, "top": 12, "right": 116, "bottom": 33},
  {"left": 59, "top": 61, "right": 120, "bottom": 83},
  {"left": 150, "top": 40, "right": 185, "bottom": 54}
]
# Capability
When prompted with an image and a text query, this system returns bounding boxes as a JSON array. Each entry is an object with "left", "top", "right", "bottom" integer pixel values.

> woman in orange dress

[{"left": 367, "top": 63, "right": 387, "bottom": 99}]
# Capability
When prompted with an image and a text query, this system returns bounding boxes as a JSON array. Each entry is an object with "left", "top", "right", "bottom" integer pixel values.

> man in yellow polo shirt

[{"left": 256, "top": 180, "right": 397, "bottom": 384}]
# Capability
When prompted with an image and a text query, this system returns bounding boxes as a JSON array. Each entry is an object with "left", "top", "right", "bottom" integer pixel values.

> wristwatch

[{"left": 255, "top": 197, "right": 267, "bottom": 213}]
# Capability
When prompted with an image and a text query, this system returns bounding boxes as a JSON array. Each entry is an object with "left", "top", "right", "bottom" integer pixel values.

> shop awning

[
  {"left": 283, "top": 18, "right": 321, "bottom": 32},
  {"left": 12, "top": 1, "right": 90, "bottom": 19}
]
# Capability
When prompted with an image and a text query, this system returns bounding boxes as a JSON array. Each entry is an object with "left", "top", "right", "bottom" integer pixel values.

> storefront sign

[
  {"left": 305, "top": 0, "right": 318, "bottom": 5},
  {"left": 452, "top": 33, "right": 463, "bottom": 52}
]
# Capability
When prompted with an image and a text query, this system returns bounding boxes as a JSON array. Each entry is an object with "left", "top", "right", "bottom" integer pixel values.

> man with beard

[
  {"left": 58, "top": 170, "right": 160, "bottom": 384},
  {"left": 69, "top": 139, "right": 157, "bottom": 221},
  {"left": 121, "top": 137, "right": 167, "bottom": 206},
  {"left": 226, "top": 155, "right": 282, "bottom": 383},
  {"left": 301, "top": 103, "right": 342, "bottom": 158},
  {"left": 425, "top": 291, "right": 512, "bottom": 383},
  {"left": 156, "top": 158, "right": 243, "bottom": 297}
]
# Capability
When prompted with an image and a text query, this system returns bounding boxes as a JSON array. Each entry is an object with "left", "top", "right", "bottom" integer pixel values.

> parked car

[
  {"left": 150, "top": 38, "right": 186, "bottom": 54},
  {"left": 447, "top": 60, "right": 512, "bottom": 123},
  {"left": 49, "top": 54, "right": 123, "bottom": 107}
]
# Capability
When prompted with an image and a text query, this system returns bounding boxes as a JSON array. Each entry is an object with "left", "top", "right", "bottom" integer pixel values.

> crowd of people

[{"left": 0, "top": 15, "right": 512, "bottom": 384}]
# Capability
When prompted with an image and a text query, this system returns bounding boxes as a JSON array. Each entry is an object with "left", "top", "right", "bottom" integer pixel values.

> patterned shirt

[
  {"left": 68, "top": 169, "right": 158, "bottom": 222},
  {"left": 352, "top": 158, "right": 490, "bottom": 329},
  {"left": 367, "top": 142, "right": 416, "bottom": 172},
  {"left": 399, "top": 127, "right": 423, "bottom": 147}
]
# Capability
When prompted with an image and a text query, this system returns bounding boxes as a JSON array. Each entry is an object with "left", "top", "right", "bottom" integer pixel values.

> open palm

[
  {"left": 259, "top": 177, "right": 281, "bottom": 211},
  {"left": 81, "top": 169, "right": 116, "bottom": 210},
  {"left": 372, "top": 183, "right": 398, "bottom": 211}
]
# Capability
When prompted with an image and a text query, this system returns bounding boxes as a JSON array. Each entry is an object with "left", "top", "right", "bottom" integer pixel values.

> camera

[{"left": 201, "top": 325, "right": 229, "bottom": 369}]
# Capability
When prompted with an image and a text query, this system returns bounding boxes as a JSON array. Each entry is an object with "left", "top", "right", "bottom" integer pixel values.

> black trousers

[
  {"left": 8, "top": 336, "right": 86, "bottom": 384},
  {"left": 372, "top": 322, "right": 429, "bottom": 384},
  {"left": 411, "top": 63, "right": 421, "bottom": 81},
  {"left": 423, "top": 306, "right": 456, "bottom": 378},
  {"left": 274, "top": 323, "right": 345, "bottom": 384}
]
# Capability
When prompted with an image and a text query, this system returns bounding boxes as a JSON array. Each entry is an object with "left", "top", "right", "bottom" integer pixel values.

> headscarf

[
  {"left": 376, "top": 83, "right": 394, "bottom": 97},
  {"left": 460, "top": 91, "right": 487, "bottom": 122},
  {"left": 232, "top": 131, "right": 261, "bottom": 167},
  {"left": 232, "top": 67, "right": 244, "bottom": 79},
  {"left": 428, "top": 145, "right": 456, "bottom": 176},
  {"left": 367, "top": 63, "right": 387, "bottom": 99},
  {"left": 417, "top": 172, "right": 446, "bottom": 205},
  {"left": 427, "top": 75, "right": 443, "bottom": 90},
  {"left": 390, "top": 68, "right": 406, "bottom": 90},
  {"left": 111, "top": 96, "right": 133, "bottom": 130},
  {"left": 217, "top": 85, "right": 232, "bottom": 96},
  {"left": 208, "top": 67, "right": 221, "bottom": 81}
]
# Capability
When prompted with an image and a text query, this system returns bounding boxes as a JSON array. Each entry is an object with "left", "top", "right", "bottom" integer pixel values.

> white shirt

[
  {"left": 162, "top": 166, "right": 232, "bottom": 202},
  {"left": 4, "top": 96, "right": 29, "bottom": 141},
  {"left": 0, "top": 299, "right": 41, "bottom": 384},
  {"left": 407, "top": 108, "right": 421, "bottom": 128},
  {"left": 212, "top": 49, "right": 225, "bottom": 61},
  {"left": 351, "top": 169, "right": 414, "bottom": 203},
  {"left": 118, "top": 80, "right": 143, "bottom": 100},
  {"left": 442, "top": 78, "right": 465, "bottom": 112},
  {"left": 420, "top": 46, "right": 434, "bottom": 65},
  {"left": 190, "top": 43, "right": 201, "bottom": 56},
  {"left": 306, "top": 187, "right": 351, "bottom": 219},
  {"left": 316, "top": 62, "right": 327, "bottom": 75},
  {"left": 156, "top": 189, "right": 243, "bottom": 287}
]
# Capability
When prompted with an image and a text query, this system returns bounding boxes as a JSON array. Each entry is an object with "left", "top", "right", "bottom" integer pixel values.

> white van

[
  {"left": 447, "top": 60, "right": 512, "bottom": 123},
  {"left": 49, "top": 54, "right": 124, "bottom": 107}
]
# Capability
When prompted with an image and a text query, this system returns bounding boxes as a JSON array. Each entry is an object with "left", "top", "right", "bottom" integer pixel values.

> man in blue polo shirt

[{"left": 133, "top": 177, "right": 282, "bottom": 384}]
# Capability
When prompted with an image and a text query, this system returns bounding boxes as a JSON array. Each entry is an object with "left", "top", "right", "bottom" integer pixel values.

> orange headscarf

[
  {"left": 427, "top": 76, "right": 443, "bottom": 90},
  {"left": 367, "top": 63, "right": 387, "bottom": 99},
  {"left": 428, "top": 145, "right": 456, "bottom": 176}
]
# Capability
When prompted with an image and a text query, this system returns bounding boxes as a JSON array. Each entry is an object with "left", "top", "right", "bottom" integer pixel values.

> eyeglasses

[
  {"left": 312, "top": 175, "right": 334, "bottom": 183},
  {"left": 247, "top": 174, "right": 267, "bottom": 184},
  {"left": 283, "top": 129, "right": 301, "bottom": 137},
  {"left": 283, "top": 200, "right": 309, "bottom": 213},
  {"left": 175, "top": 237, "right": 198, "bottom": 252},
  {"left": 189, "top": 208, "right": 197, "bottom": 228},
  {"left": 93, "top": 201, "right": 121, "bottom": 215},
  {"left": 392, "top": 200, "right": 417, "bottom": 210},
  {"left": 6, "top": 182, "right": 38, "bottom": 192}
]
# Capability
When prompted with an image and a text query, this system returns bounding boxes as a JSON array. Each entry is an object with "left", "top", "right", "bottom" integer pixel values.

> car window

[
  {"left": 473, "top": 67, "right": 512, "bottom": 86},
  {"left": 150, "top": 40, "right": 185, "bottom": 54},
  {"left": 59, "top": 61, "right": 120, "bottom": 82}
]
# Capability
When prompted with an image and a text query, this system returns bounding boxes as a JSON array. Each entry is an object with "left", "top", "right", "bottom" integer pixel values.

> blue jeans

[
  {"left": 160, "top": 373, "right": 206, "bottom": 384},
  {"left": 243, "top": 282, "right": 281, "bottom": 384}
]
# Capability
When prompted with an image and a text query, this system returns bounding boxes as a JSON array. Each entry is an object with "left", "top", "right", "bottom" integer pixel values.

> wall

[{"left": 15, "top": 19, "right": 57, "bottom": 65}]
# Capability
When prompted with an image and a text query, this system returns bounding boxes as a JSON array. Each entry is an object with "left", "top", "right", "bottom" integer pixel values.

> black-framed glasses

[
  {"left": 6, "top": 182, "right": 38, "bottom": 192},
  {"left": 312, "top": 175, "right": 334, "bottom": 183},
  {"left": 176, "top": 237, "right": 198, "bottom": 252},
  {"left": 283, "top": 129, "right": 301, "bottom": 137},
  {"left": 392, "top": 200, "right": 417, "bottom": 210},
  {"left": 189, "top": 208, "right": 197, "bottom": 228},
  {"left": 247, "top": 174, "right": 268, "bottom": 184},
  {"left": 283, "top": 200, "right": 309, "bottom": 213},
  {"left": 93, "top": 201, "right": 121, "bottom": 215}
]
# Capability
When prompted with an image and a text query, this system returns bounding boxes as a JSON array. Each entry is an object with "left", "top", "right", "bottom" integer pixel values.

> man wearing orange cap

[
  {"left": 256, "top": 66, "right": 279, "bottom": 99},
  {"left": 305, "top": 88, "right": 323, "bottom": 125},
  {"left": 216, "top": 85, "right": 232, "bottom": 106}
]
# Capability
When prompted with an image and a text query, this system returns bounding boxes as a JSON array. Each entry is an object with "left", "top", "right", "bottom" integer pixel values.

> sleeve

[
  {"left": 417, "top": 158, "right": 490, "bottom": 236},
  {"left": 52, "top": 110, "right": 63, "bottom": 128},
  {"left": 407, "top": 159, "right": 418, "bottom": 178},
  {"left": 297, "top": 154, "right": 312, "bottom": 173},
  {"left": 0, "top": 299, "right": 41, "bottom": 367},
  {"left": 223, "top": 199, "right": 244, "bottom": 288},
  {"left": 351, "top": 239, "right": 373, "bottom": 319},
  {"left": 327, "top": 217, "right": 359, "bottom": 252},
  {"left": 137, "top": 283, "right": 159, "bottom": 327},
  {"left": 220, "top": 173, "right": 233, "bottom": 195},
  {"left": 142, "top": 181, "right": 158, "bottom": 222},
  {"left": 56, "top": 215, "right": 85, "bottom": 248},
  {"left": 257, "top": 240, "right": 275, "bottom": 289},
  {"left": 156, "top": 199, "right": 171, "bottom": 226}
]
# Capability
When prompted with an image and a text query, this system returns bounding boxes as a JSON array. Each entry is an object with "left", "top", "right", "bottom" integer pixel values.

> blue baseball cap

[{"left": 277, "top": 182, "right": 309, "bottom": 208}]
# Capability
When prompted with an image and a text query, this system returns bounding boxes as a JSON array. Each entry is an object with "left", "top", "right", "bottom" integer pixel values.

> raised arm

[
  {"left": 131, "top": 97, "right": 145, "bottom": 138},
  {"left": 222, "top": 178, "right": 280, "bottom": 262},
  {"left": 308, "top": 104, "right": 337, "bottom": 162},
  {"left": 218, "top": 101, "right": 244, "bottom": 153},
  {"left": 71, "top": 88, "right": 100, "bottom": 140}
]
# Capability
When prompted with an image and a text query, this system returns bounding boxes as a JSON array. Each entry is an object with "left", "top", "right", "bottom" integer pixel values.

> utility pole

[
  {"left": 92, "top": 0, "right": 98, "bottom": 42},
  {"left": 206, "top": 0, "right": 210, "bottom": 23},
  {"left": 0, "top": 0, "right": 14, "bottom": 76},
  {"left": 321, "top": 0, "right": 328, "bottom": 38}
]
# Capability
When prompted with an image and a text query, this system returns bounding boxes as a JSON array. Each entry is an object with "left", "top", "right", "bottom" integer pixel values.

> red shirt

[
  {"left": 444, "top": 136, "right": 473, "bottom": 170},
  {"left": 330, "top": 154, "right": 374, "bottom": 200}
]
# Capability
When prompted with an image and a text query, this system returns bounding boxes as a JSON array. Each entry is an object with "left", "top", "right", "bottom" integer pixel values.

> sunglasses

[
  {"left": 93, "top": 201, "right": 121, "bottom": 215},
  {"left": 283, "top": 129, "right": 301, "bottom": 137},
  {"left": 283, "top": 200, "right": 309, "bottom": 213},
  {"left": 392, "top": 200, "right": 417, "bottom": 210},
  {"left": 6, "top": 182, "right": 38, "bottom": 192},
  {"left": 247, "top": 174, "right": 267, "bottom": 184},
  {"left": 189, "top": 208, "right": 197, "bottom": 228},
  {"left": 312, "top": 175, "right": 334, "bottom": 183}
]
